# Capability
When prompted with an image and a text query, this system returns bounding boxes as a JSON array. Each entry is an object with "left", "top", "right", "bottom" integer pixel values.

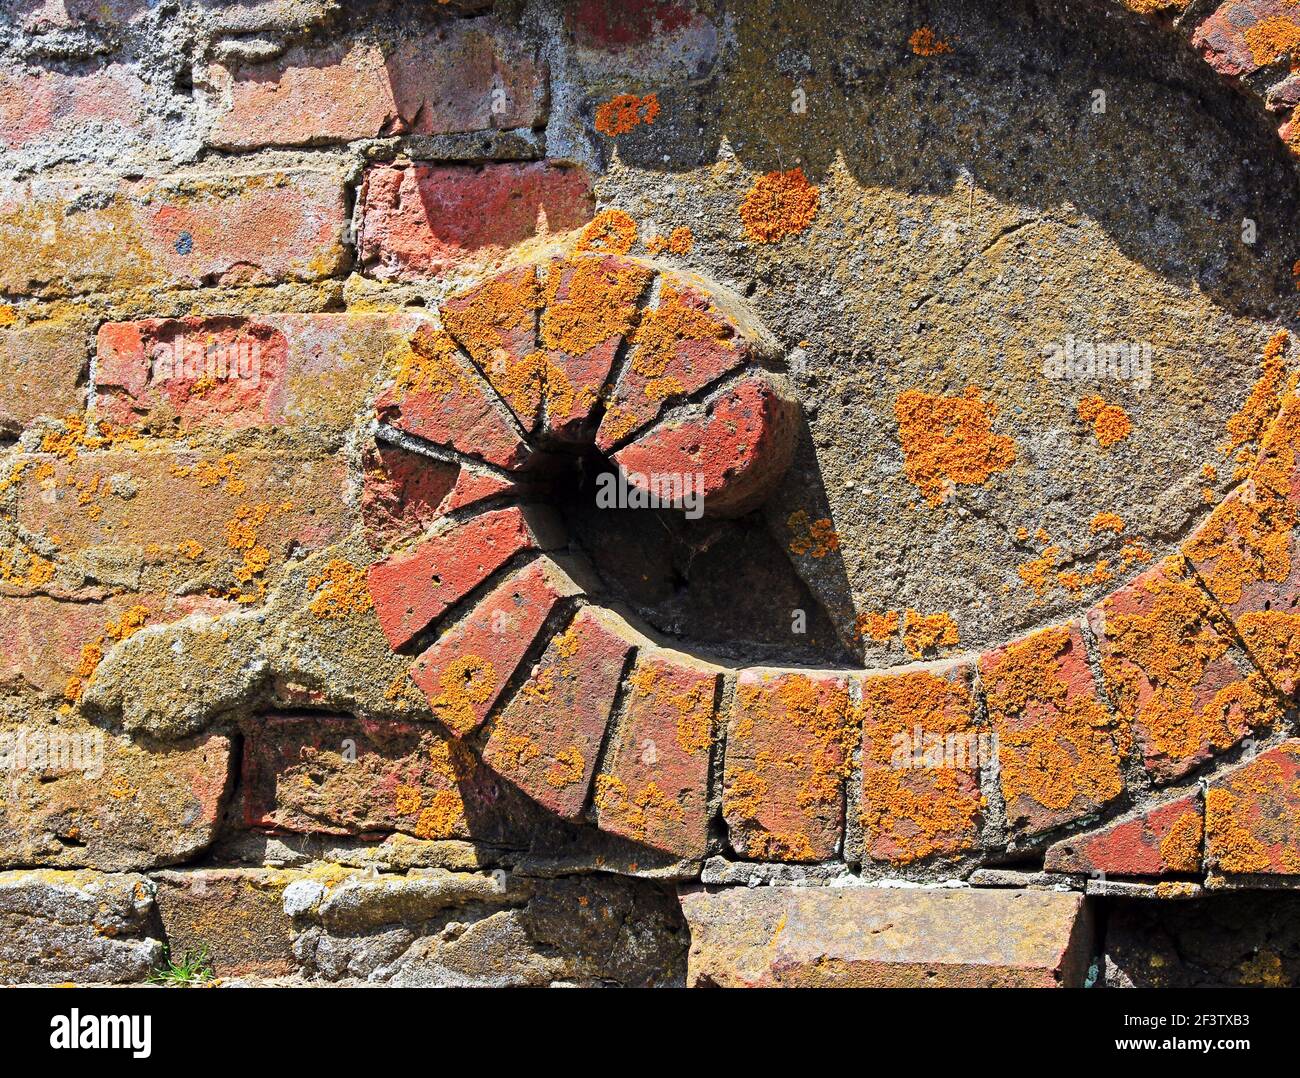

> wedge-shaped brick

[
  {"left": 376, "top": 324, "right": 530, "bottom": 470},
  {"left": 1205, "top": 740, "right": 1300, "bottom": 876},
  {"left": 596, "top": 274, "right": 768, "bottom": 451},
  {"left": 723, "top": 668, "right": 855, "bottom": 862},
  {"left": 854, "top": 658, "right": 984, "bottom": 866},
  {"left": 594, "top": 647, "right": 720, "bottom": 859},
  {"left": 482, "top": 606, "right": 639, "bottom": 816},
  {"left": 409, "top": 558, "right": 583, "bottom": 737},
  {"left": 979, "top": 623, "right": 1127, "bottom": 836},
  {"left": 539, "top": 254, "right": 654, "bottom": 441},
  {"left": 681, "top": 887, "right": 1094, "bottom": 988},
  {"left": 1044, "top": 791, "right": 1203, "bottom": 877},
  {"left": 1088, "top": 558, "right": 1283, "bottom": 782},
  {"left": 440, "top": 264, "right": 543, "bottom": 431},
  {"left": 240, "top": 714, "right": 540, "bottom": 845},
  {"left": 612, "top": 374, "right": 797, "bottom": 518},
  {"left": 368, "top": 506, "right": 560, "bottom": 650},
  {"left": 1184, "top": 393, "right": 1300, "bottom": 698}
]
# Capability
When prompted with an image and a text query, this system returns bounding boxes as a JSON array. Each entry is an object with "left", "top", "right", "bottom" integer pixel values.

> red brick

[
  {"left": 1205, "top": 740, "right": 1300, "bottom": 875},
  {"left": 440, "top": 265, "right": 543, "bottom": 431},
  {"left": 357, "top": 162, "right": 595, "bottom": 281},
  {"left": 1089, "top": 559, "right": 1283, "bottom": 781},
  {"left": 482, "top": 606, "right": 638, "bottom": 816},
  {"left": 240, "top": 713, "right": 537, "bottom": 844},
  {"left": 539, "top": 254, "right": 655, "bottom": 441},
  {"left": 96, "top": 313, "right": 426, "bottom": 434},
  {"left": 854, "top": 658, "right": 984, "bottom": 866},
  {"left": 595, "top": 275, "right": 762, "bottom": 451},
  {"left": 570, "top": 0, "right": 699, "bottom": 49},
  {"left": 593, "top": 647, "right": 719, "bottom": 859},
  {"left": 612, "top": 374, "right": 797, "bottom": 518},
  {"left": 375, "top": 323, "right": 531, "bottom": 471},
  {"left": 0, "top": 170, "right": 348, "bottom": 298},
  {"left": 722, "top": 668, "right": 855, "bottom": 862},
  {"left": 0, "top": 62, "right": 155, "bottom": 154},
  {"left": 368, "top": 506, "right": 558, "bottom": 650},
  {"left": 1044, "top": 792, "right": 1203, "bottom": 877},
  {"left": 204, "top": 23, "right": 546, "bottom": 150},
  {"left": 1192, "top": 1, "right": 1295, "bottom": 78},
  {"left": 439, "top": 467, "right": 520, "bottom": 515},
  {"left": 409, "top": 557, "right": 583, "bottom": 736},
  {"left": 979, "top": 623, "right": 1127, "bottom": 836},
  {"left": 0, "top": 317, "right": 86, "bottom": 433}
]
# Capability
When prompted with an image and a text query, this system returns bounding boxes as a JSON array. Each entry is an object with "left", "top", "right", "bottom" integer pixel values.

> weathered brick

[
  {"left": 482, "top": 606, "right": 638, "bottom": 816},
  {"left": 409, "top": 557, "right": 584, "bottom": 736},
  {"left": 593, "top": 647, "right": 719, "bottom": 859},
  {"left": 722, "top": 668, "right": 855, "bottom": 862},
  {"left": 0, "top": 61, "right": 156, "bottom": 156},
  {"left": 596, "top": 275, "right": 765, "bottom": 451},
  {"left": 681, "top": 887, "right": 1094, "bottom": 988},
  {"left": 440, "top": 265, "right": 544, "bottom": 430},
  {"left": 539, "top": 254, "right": 655, "bottom": 441},
  {"left": 376, "top": 322, "right": 531, "bottom": 470},
  {"left": 0, "top": 869, "right": 161, "bottom": 985},
  {"left": 1044, "top": 791, "right": 1203, "bottom": 877},
  {"left": 0, "top": 317, "right": 87, "bottom": 433},
  {"left": 15, "top": 445, "right": 348, "bottom": 603},
  {"left": 979, "top": 623, "right": 1127, "bottom": 836},
  {"left": 153, "top": 868, "right": 301, "bottom": 978},
  {"left": 1205, "top": 740, "right": 1300, "bottom": 876},
  {"left": 612, "top": 374, "right": 797, "bottom": 518},
  {"left": 0, "top": 717, "right": 229, "bottom": 871},
  {"left": 854, "top": 658, "right": 984, "bottom": 866},
  {"left": 96, "top": 312, "right": 427, "bottom": 435},
  {"left": 204, "top": 22, "right": 546, "bottom": 150},
  {"left": 240, "top": 714, "right": 538, "bottom": 845},
  {"left": 357, "top": 162, "right": 595, "bottom": 281},
  {"left": 1192, "top": 1, "right": 1297, "bottom": 78},
  {"left": 359, "top": 442, "right": 464, "bottom": 549},
  {"left": 0, "top": 170, "right": 348, "bottom": 298},
  {"left": 1087, "top": 559, "right": 1283, "bottom": 781},
  {"left": 368, "top": 506, "right": 561, "bottom": 650}
]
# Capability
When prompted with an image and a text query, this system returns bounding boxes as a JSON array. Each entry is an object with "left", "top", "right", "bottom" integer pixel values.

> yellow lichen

[
  {"left": 786, "top": 509, "right": 840, "bottom": 558},
  {"left": 738, "top": 168, "right": 820, "bottom": 244},
  {"left": 306, "top": 559, "right": 372, "bottom": 619},
  {"left": 895, "top": 386, "right": 1016, "bottom": 507},
  {"left": 901, "top": 610, "right": 960, "bottom": 658},
  {"left": 1078, "top": 395, "right": 1132, "bottom": 449}
]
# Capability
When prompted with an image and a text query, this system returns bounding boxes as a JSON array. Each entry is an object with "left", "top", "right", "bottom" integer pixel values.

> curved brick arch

[{"left": 362, "top": 241, "right": 1300, "bottom": 878}]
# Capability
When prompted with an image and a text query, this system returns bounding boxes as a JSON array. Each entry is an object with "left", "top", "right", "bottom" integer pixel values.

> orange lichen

[
  {"left": 1244, "top": 16, "right": 1300, "bottom": 69},
  {"left": 901, "top": 610, "right": 960, "bottom": 658},
  {"left": 392, "top": 327, "right": 471, "bottom": 397},
  {"left": 1100, "top": 564, "right": 1280, "bottom": 769},
  {"left": 895, "top": 386, "right": 1017, "bottom": 507},
  {"left": 412, "top": 790, "right": 464, "bottom": 839},
  {"left": 1078, "top": 395, "right": 1132, "bottom": 449},
  {"left": 859, "top": 670, "right": 981, "bottom": 864},
  {"left": 545, "top": 745, "right": 586, "bottom": 788},
  {"left": 64, "top": 604, "right": 150, "bottom": 702},
  {"left": 626, "top": 283, "right": 731, "bottom": 387},
  {"left": 856, "top": 610, "right": 900, "bottom": 642},
  {"left": 427, "top": 654, "right": 497, "bottom": 736},
  {"left": 738, "top": 168, "right": 820, "bottom": 244},
  {"left": 1223, "top": 330, "right": 1289, "bottom": 467},
  {"left": 786, "top": 509, "right": 840, "bottom": 558},
  {"left": 306, "top": 559, "right": 372, "bottom": 619},
  {"left": 1091, "top": 512, "right": 1125, "bottom": 535},
  {"left": 646, "top": 226, "right": 693, "bottom": 256},
  {"left": 1017, "top": 545, "right": 1060, "bottom": 599},
  {"left": 394, "top": 785, "right": 422, "bottom": 815},
  {"left": 0, "top": 540, "right": 55, "bottom": 590},
  {"left": 626, "top": 660, "right": 715, "bottom": 756},
  {"left": 1158, "top": 810, "right": 1204, "bottom": 873},
  {"left": 593, "top": 775, "right": 682, "bottom": 843},
  {"left": 593, "top": 92, "right": 660, "bottom": 137},
  {"left": 575, "top": 208, "right": 638, "bottom": 256},
  {"left": 982, "top": 626, "right": 1126, "bottom": 822},
  {"left": 909, "top": 27, "right": 953, "bottom": 56}
]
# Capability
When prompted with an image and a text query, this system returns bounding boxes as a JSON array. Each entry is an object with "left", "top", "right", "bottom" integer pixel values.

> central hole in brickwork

[{"left": 550, "top": 447, "right": 852, "bottom": 667}]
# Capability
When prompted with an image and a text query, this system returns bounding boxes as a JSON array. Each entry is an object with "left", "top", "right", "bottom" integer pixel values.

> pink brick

[
  {"left": 723, "top": 668, "right": 855, "bottom": 862},
  {"left": 1192, "top": 1, "right": 1298, "bottom": 78},
  {"left": 1045, "top": 792, "right": 1203, "bottom": 877},
  {"left": 0, "top": 170, "right": 347, "bottom": 298},
  {"left": 368, "top": 506, "right": 559, "bottom": 650},
  {"left": 612, "top": 374, "right": 797, "bottom": 518},
  {"left": 205, "top": 22, "right": 546, "bottom": 150},
  {"left": 409, "top": 557, "right": 583, "bottom": 736},
  {"left": 594, "top": 648, "right": 719, "bottom": 859},
  {"left": 482, "top": 606, "right": 638, "bottom": 817},
  {"left": 0, "top": 62, "right": 154, "bottom": 154},
  {"left": 357, "top": 162, "right": 595, "bottom": 281}
]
